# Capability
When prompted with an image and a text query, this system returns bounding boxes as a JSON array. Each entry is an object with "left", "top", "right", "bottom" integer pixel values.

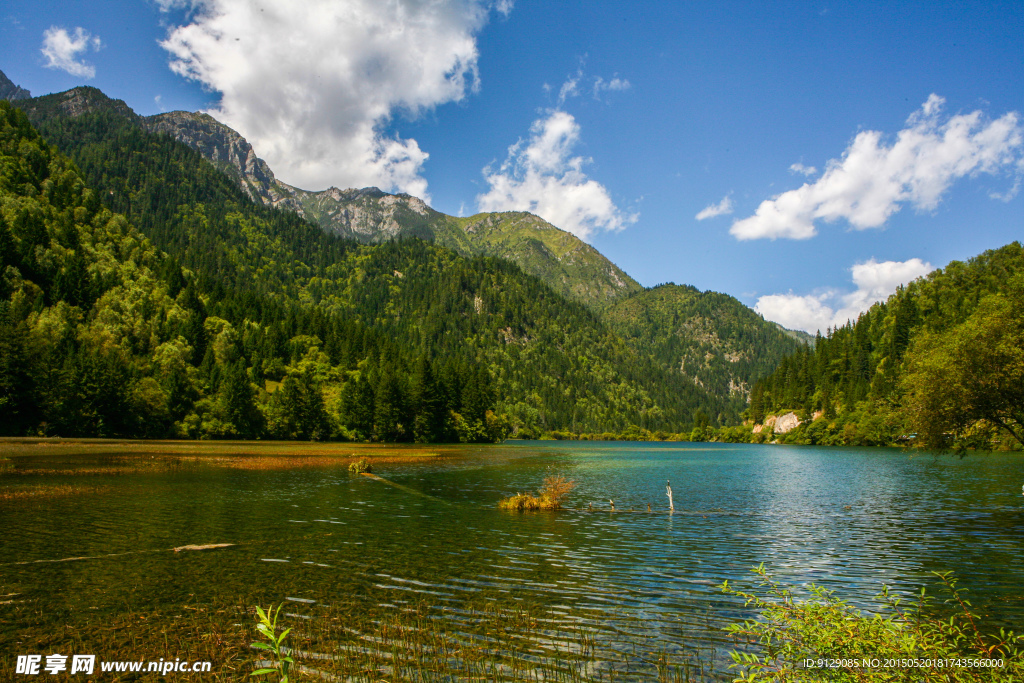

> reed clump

[
  {"left": 348, "top": 457, "right": 373, "bottom": 474},
  {"left": 499, "top": 475, "right": 575, "bottom": 511}
]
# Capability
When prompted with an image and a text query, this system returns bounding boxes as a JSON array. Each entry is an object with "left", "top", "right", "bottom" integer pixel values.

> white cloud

[
  {"left": 755, "top": 257, "right": 934, "bottom": 334},
  {"left": 558, "top": 76, "right": 580, "bottom": 105},
  {"left": 159, "top": 0, "right": 507, "bottom": 200},
  {"left": 41, "top": 26, "right": 102, "bottom": 79},
  {"left": 593, "top": 76, "right": 630, "bottom": 98},
  {"left": 555, "top": 67, "right": 630, "bottom": 105},
  {"left": 695, "top": 195, "right": 733, "bottom": 220},
  {"left": 476, "top": 109, "right": 637, "bottom": 240},
  {"left": 789, "top": 162, "right": 817, "bottom": 176},
  {"left": 732, "top": 95, "right": 1023, "bottom": 240}
]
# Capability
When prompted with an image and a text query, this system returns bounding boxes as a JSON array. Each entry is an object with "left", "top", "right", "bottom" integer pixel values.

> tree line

[{"left": 745, "top": 243, "right": 1024, "bottom": 451}]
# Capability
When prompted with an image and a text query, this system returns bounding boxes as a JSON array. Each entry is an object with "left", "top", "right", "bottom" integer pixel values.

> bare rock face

[
  {"left": 22, "top": 86, "right": 138, "bottom": 121},
  {"left": 286, "top": 185, "right": 440, "bottom": 241},
  {"left": 774, "top": 412, "right": 801, "bottom": 434},
  {"left": 0, "top": 69, "right": 30, "bottom": 101},
  {"left": 142, "top": 111, "right": 303, "bottom": 213},
  {"left": 753, "top": 412, "right": 801, "bottom": 434},
  {"left": 141, "top": 112, "right": 441, "bottom": 243}
]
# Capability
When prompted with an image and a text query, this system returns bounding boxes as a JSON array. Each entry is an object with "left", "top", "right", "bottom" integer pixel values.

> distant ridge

[{"left": 605, "top": 284, "right": 805, "bottom": 404}]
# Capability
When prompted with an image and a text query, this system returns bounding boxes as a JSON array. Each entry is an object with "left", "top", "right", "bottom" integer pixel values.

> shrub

[{"left": 721, "top": 564, "right": 1023, "bottom": 681}]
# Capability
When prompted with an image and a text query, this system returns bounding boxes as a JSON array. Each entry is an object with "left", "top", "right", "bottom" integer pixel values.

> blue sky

[{"left": 2, "top": 0, "right": 1022, "bottom": 332}]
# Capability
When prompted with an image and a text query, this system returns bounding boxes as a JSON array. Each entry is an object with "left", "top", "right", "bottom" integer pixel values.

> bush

[{"left": 721, "top": 564, "right": 1023, "bottom": 681}]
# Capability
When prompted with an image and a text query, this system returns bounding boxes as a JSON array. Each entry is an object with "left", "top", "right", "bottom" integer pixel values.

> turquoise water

[{"left": 2, "top": 441, "right": 1023, "bottom": 679}]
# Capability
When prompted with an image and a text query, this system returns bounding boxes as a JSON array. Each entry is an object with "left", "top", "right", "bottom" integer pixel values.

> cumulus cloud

[
  {"left": 477, "top": 109, "right": 636, "bottom": 240},
  {"left": 789, "top": 162, "right": 817, "bottom": 176},
  {"left": 755, "top": 257, "right": 934, "bottom": 334},
  {"left": 41, "top": 26, "right": 102, "bottom": 79},
  {"left": 158, "top": 0, "right": 507, "bottom": 199},
  {"left": 732, "top": 95, "right": 1023, "bottom": 240},
  {"left": 695, "top": 195, "right": 733, "bottom": 220}
]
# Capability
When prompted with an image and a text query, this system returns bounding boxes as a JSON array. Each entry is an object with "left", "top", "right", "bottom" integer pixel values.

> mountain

[
  {"left": 142, "top": 110, "right": 304, "bottom": 213},
  {"left": 604, "top": 284, "right": 805, "bottom": 405},
  {"left": 773, "top": 323, "right": 816, "bottom": 347},
  {"left": 15, "top": 85, "right": 136, "bottom": 121},
  {"left": 0, "top": 69, "right": 30, "bottom": 102},
  {"left": 6, "top": 97, "right": 729, "bottom": 439},
  {"left": 143, "top": 108, "right": 642, "bottom": 310}
]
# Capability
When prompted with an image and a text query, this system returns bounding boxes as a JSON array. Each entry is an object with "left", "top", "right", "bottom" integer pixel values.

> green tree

[
  {"left": 901, "top": 282, "right": 1024, "bottom": 450},
  {"left": 373, "top": 366, "right": 407, "bottom": 442},
  {"left": 339, "top": 374, "right": 375, "bottom": 440},
  {"left": 221, "top": 359, "right": 264, "bottom": 438},
  {"left": 410, "top": 357, "right": 443, "bottom": 443},
  {"left": 0, "top": 302, "right": 33, "bottom": 434},
  {"left": 268, "top": 368, "right": 330, "bottom": 440}
]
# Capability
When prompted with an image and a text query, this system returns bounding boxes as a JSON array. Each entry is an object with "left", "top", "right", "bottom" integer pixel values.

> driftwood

[{"left": 172, "top": 543, "right": 236, "bottom": 553}]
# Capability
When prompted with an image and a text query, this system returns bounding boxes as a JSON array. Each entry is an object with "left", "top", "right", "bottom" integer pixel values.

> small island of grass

[{"left": 498, "top": 475, "right": 575, "bottom": 511}]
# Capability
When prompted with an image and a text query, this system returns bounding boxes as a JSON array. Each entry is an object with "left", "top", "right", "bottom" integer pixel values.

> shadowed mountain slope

[{"left": 605, "top": 284, "right": 805, "bottom": 405}]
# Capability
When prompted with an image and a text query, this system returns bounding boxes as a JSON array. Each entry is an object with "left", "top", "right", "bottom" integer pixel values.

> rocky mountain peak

[
  {"left": 0, "top": 69, "right": 31, "bottom": 101},
  {"left": 18, "top": 86, "right": 138, "bottom": 122},
  {"left": 142, "top": 110, "right": 302, "bottom": 213}
]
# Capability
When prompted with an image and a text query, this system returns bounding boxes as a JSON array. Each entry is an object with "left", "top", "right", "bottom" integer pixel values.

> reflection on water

[{"left": 1, "top": 441, "right": 1023, "bottom": 680}]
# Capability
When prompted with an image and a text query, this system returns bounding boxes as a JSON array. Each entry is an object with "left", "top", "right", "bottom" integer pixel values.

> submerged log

[{"left": 173, "top": 543, "right": 236, "bottom": 552}]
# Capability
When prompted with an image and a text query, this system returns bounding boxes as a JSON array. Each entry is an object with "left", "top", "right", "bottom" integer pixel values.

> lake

[{"left": 1, "top": 440, "right": 1022, "bottom": 680}]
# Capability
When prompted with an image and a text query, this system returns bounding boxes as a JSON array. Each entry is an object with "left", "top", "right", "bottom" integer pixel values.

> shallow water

[{"left": 2, "top": 441, "right": 1023, "bottom": 679}]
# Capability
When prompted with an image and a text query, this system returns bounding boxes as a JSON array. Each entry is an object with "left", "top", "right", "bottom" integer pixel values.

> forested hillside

[
  {"left": 1, "top": 100, "right": 728, "bottom": 439},
  {"left": 138, "top": 102, "right": 642, "bottom": 311},
  {"left": 605, "top": 284, "right": 804, "bottom": 408},
  {"left": 749, "top": 243, "right": 1024, "bottom": 450},
  {"left": 0, "top": 102, "right": 512, "bottom": 441}
]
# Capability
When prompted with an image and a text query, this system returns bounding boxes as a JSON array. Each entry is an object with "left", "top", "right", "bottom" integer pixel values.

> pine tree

[{"left": 221, "top": 359, "right": 263, "bottom": 438}]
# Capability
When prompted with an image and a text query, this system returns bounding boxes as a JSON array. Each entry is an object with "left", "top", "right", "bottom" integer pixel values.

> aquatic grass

[
  {"left": 0, "top": 599, "right": 254, "bottom": 681},
  {"left": 0, "top": 437, "right": 455, "bottom": 459},
  {"left": 0, "top": 439, "right": 454, "bottom": 483},
  {"left": 250, "top": 600, "right": 716, "bottom": 682},
  {"left": 348, "top": 457, "right": 373, "bottom": 474},
  {"left": 499, "top": 475, "right": 576, "bottom": 511},
  {"left": 0, "top": 484, "right": 113, "bottom": 500}
]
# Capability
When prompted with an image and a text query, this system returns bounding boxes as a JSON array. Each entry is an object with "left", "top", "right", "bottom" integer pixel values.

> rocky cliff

[
  {"left": 0, "top": 69, "right": 30, "bottom": 102},
  {"left": 142, "top": 111, "right": 304, "bottom": 213}
]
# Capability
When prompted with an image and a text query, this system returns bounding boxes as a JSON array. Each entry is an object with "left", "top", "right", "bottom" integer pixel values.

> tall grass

[{"left": 499, "top": 476, "right": 576, "bottom": 511}]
